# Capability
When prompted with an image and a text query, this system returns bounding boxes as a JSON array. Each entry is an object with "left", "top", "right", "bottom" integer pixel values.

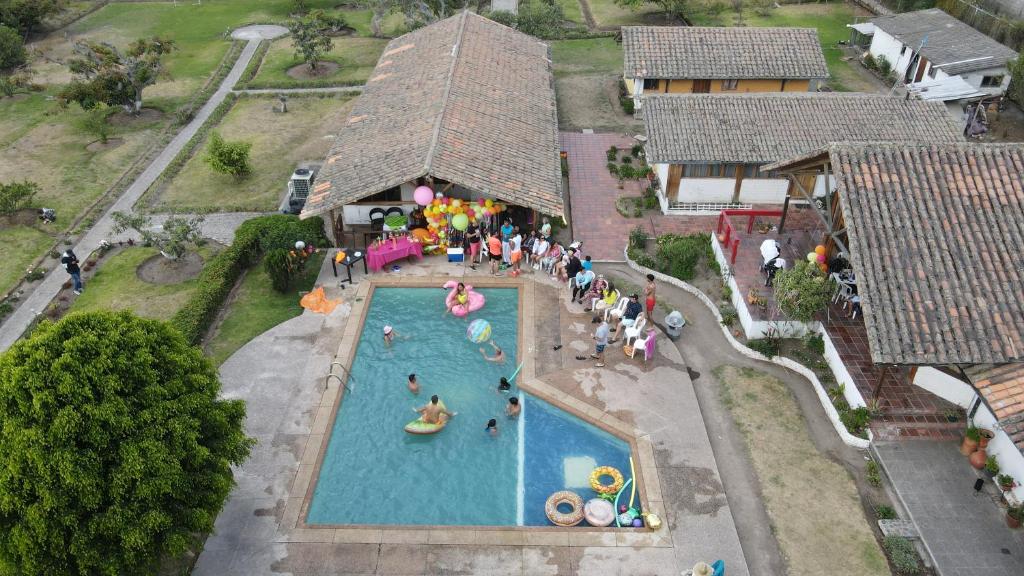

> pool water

[{"left": 307, "top": 287, "right": 632, "bottom": 526}]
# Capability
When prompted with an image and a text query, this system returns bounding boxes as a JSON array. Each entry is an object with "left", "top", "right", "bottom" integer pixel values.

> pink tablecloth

[{"left": 367, "top": 238, "right": 423, "bottom": 271}]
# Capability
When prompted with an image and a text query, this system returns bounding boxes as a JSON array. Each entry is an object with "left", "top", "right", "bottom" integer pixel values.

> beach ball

[
  {"left": 814, "top": 245, "right": 826, "bottom": 256},
  {"left": 452, "top": 213, "right": 469, "bottom": 231},
  {"left": 414, "top": 186, "right": 433, "bottom": 206},
  {"left": 617, "top": 513, "right": 632, "bottom": 526},
  {"left": 806, "top": 252, "right": 817, "bottom": 263},
  {"left": 467, "top": 319, "right": 492, "bottom": 343}
]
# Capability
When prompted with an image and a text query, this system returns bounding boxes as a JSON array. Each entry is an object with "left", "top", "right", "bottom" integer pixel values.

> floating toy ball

[
  {"left": 619, "top": 504, "right": 628, "bottom": 513},
  {"left": 632, "top": 517, "right": 644, "bottom": 528},
  {"left": 617, "top": 512, "right": 633, "bottom": 526},
  {"left": 627, "top": 507, "right": 639, "bottom": 519},
  {"left": 467, "top": 319, "right": 492, "bottom": 343},
  {"left": 643, "top": 512, "right": 662, "bottom": 530},
  {"left": 414, "top": 186, "right": 433, "bottom": 206}
]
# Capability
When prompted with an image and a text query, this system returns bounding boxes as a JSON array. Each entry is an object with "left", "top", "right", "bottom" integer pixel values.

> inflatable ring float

[
  {"left": 590, "top": 466, "right": 625, "bottom": 495},
  {"left": 545, "top": 490, "right": 584, "bottom": 527}
]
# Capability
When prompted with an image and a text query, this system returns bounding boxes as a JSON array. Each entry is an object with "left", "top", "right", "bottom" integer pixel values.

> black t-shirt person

[
  {"left": 61, "top": 250, "right": 80, "bottom": 275},
  {"left": 565, "top": 252, "right": 582, "bottom": 278}
]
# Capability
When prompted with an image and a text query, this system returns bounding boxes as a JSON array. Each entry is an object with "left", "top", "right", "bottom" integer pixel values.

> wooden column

[{"left": 731, "top": 164, "right": 744, "bottom": 203}]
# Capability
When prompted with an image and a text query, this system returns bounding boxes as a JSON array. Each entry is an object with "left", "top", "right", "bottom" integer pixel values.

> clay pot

[
  {"left": 960, "top": 436, "right": 979, "bottom": 456},
  {"left": 969, "top": 448, "right": 988, "bottom": 470},
  {"left": 979, "top": 428, "right": 995, "bottom": 449}
]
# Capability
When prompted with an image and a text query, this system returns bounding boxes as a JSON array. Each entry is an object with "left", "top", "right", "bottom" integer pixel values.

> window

[
  {"left": 927, "top": 66, "right": 937, "bottom": 79},
  {"left": 900, "top": 46, "right": 907, "bottom": 56},
  {"left": 361, "top": 186, "right": 402, "bottom": 202},
  {"left": 743, "top": 164, "right": 762, "bottom": 178},
  {"left": 683, "top": 164, "right": 738, "bottom": 178},
  {"left": 980, "top": 75, "right": 1005, "bottom": 87},
  {"left": 721, "top": 79, "right": 739, "bottom": 91},
  {"left": 642, "top": 78, "right": 659, "bottom": 90}
]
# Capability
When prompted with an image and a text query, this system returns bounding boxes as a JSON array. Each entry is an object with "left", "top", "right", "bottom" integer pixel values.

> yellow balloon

[
  {"left": 485, "top": 199, "right": 493, "bottom": 207},
  {"left": 452, "top": 199, "right": 462, "bottom": 208},
  {"left": 439, "top": 205, "right": 447, "bottom": 213},
  {"left": 439, "top": 218, "right": 447, "bottom": 227}
]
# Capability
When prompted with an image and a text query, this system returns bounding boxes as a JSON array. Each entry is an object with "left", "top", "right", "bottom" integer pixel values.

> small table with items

[
  {"left": 332, "top": 248, "right": 367, "bottom": 284},
  {"left": 366, "top": 236, "right": 423, "bottom": 272}
]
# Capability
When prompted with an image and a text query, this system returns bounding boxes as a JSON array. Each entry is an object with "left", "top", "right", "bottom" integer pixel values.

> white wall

[
  {"left": 821, "top": 329, "right": 868, "bottom": 408},
  {"left": 739, "top": 179, "right": 788, "bottom": 203},
  {"left": 342, "top": 202, "right": 417, "bottom": 224},
  {"left": 913, "top": 367, "right": 977, "bottom": 408},
  {"left": 868, "top": 28, "right": 914, "bottom": 76},
  {"left": 654, "top": 163, "right": 670, "bottom": 213},
  {"left": 678, "top": 178, "right": 734, "bottom": 203},
  {"left": 972, "top": 402, "right": 1024, "bottom": 501},
  {"left": 960, "top": 66, "right": 1013, "bottom": 94}
]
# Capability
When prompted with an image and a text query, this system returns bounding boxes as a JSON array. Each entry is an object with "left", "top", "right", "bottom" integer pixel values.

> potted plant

[
  {"left": 961, "top": 426, "right": 981, "bottom": 456},
  {"left": 1007, "top": 504, "right": 1023, "bottom": 529},
  {"left": 979, "top": 428, "right": 995, "bottom": 449},
  {"left": 969, "top": 446, "right": 988, "bottom": 470},
  {"left": 984, "top": 455, "right": 1000, "bottom": 478},
  {"left": 997, "top": 474, "right": 1015, "bottom": 491}
]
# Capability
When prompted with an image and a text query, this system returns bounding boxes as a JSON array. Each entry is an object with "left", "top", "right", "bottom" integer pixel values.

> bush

[
  {"left": 874, "top": 504, "right": 897, "bottom": 520},
  {"left": 804, "top": 333, "right": 825, "bottom": 355},
  {"left": 655, "top": 233, "right": 709, "bottom": 281},
  {"left": 627, "top": 246, "right": 656, "bottom": 269},
  {"left": 629, "top": 225, "right": 647, "bottom": 250},
  {"left": 0, "top": 24, "right": 27, "bottom": 72},
  {"left": 0, "top": 300, "right": 12, "bottom": 319},
  {"left": 719, "top": 304, "right": 738, "bottom": 327},
  {"left": 866, "top": 459, "right": 881, "bottom": 486},
  {"left": 862, "top": 53, "right": 877, "bottom": 71},
  {"left": 170, "top": 214, "right": 325, "bottom": 343},
  {"left": 620, "top": 95, "right": 635, "bottom": 115},
  {"left": 204, "top": 131, "right": 252, "bottom": 179},
  {"left": 773, "top": 261, "right": 832, "bottom": 322},
  {"left": 606, "top": 146, "right": 618, "bottom": 162},
  {"left": 0, "top": 311, "right": 254, "bottom": 574},
  {"left": 748, "top": 337, "right": 780, "bottom": 358},
  {"left": 264, "top": 248, "right": 293, "bottom": 292},
  {"left": 842, "top": 407, "right": 873, "bottom": 438},
  {"left": 0, "top": 180, "right": 38, "bottom": 215},
  {"left": 630, "top": 143, "right": 643, "bottom": 158},
  {"left": 883, "top": 536, "right": 921, "bottom": 575},
  {"left": 876, "top": 55, "right": 893, "bottom": 77}
]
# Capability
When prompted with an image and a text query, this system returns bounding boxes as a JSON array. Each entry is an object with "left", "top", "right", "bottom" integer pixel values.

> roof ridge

[{"left": 423, "top": 10, "right": 469, "bottom": 175}]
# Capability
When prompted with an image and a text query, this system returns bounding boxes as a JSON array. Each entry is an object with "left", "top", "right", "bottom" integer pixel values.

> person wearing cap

[
  {"left": 383, "top": 325, "right": 397, "bottom": 345},
  {"left": 610, "top": 293, "right": 643, "bottom": 343}
]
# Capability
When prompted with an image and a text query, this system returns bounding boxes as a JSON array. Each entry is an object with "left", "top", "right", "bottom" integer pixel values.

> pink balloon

[
  {"left": 816, "top": 253, "right": 826, "bottom": 263},
  {"left": 441, "top": 197, "right": 450, "bottom": 205},
  {"left": 478, "top": 198, "right": 486, "bottom": 206},
  {"left": 467, "top": 209, "right": 475, "bottom": 218},
  {"left": 414, "top": 186, "right": 433, "bottom": 206}
]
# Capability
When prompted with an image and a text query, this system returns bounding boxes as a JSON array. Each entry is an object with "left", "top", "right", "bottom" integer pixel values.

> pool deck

[{"left": 195, "top": 257, "right": 750, "bottom": 575}]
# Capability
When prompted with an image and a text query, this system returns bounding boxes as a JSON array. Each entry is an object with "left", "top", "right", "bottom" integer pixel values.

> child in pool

[
  {"left": 497, "top": 376, "right": 511, "bottom": 393},
  {"left": 479, "top": 341, "right": 506, "bottom": 364},
  {"left": 506, "top": 397, "right": 521, "bottom": 418},
  {"left": 486, "top": 418, "right": 498, "bottom": 436},
  {"left": 407, "top": 373, "right": 420, "bottom": 395}
]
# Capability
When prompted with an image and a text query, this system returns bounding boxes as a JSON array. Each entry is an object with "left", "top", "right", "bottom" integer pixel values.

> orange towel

[{"left": 300, "top": 286, "right": 341, "bottom": 314}]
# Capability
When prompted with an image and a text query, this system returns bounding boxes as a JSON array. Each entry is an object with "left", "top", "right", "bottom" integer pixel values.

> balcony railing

[{"left": 715, "top": 209, "right": 784, "bottom": 265}]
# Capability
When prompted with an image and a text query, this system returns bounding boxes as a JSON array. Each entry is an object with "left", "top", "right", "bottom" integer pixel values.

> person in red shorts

[{"left": 644, "top": 273, "right": 656, "bottom": 316}]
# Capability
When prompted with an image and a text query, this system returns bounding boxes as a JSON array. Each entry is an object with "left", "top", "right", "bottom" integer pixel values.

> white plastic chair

[
  {"left": 833, "top": 282, "right": 853, "bottom": 305},
  {"left": 604, "top": 297, "right": 628, "bottom": 323},
  {"left": 624, "top": 313, "right": 647, "bottom": 345},
  {"left": 626, "top": 329, "right": 655, "bottom": 362}
]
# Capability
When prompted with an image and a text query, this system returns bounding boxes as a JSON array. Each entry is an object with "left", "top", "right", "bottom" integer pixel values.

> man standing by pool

[{"left": 416, "top": 395, "right": 453, "bottom": 424}]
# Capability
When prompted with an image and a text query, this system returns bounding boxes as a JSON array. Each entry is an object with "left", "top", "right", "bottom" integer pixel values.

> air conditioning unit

[{"left": 290, "top": 168, "right": 314, "bottom": 201}]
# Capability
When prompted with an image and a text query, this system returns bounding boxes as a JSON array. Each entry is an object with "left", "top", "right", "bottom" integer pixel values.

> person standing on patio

[
  {"left": 540, "top": 216, "right": 552, "bottom": 241},
  {"left": 500, "top": 218, "right": 513, "bottom": 266},
  {"left": 592, "top": 319, "right": 610, "bottom": 368},
  {"left": 61, "top": 248, "right": 83, "bottom": 295},
  {"left": 466, "top": 222, "right": 481, "bottom": 266},
  {"left": 644, "top": 274, "right": 657, "bottom": 316},
  {"left": 487, "top": 232, "right": 503, "bottom": 276}
]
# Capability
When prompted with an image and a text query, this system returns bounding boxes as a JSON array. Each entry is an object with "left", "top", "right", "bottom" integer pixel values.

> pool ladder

[{"left": 326, "top": 361, "right": 354, "bottom": 394}]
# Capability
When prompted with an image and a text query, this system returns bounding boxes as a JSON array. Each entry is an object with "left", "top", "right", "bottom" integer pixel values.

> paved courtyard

[{"left": 194, "top": 257, "right": 750, "bottom": 575}]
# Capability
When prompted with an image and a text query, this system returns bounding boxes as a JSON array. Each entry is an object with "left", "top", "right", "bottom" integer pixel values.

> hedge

[
  {"left": 239, "top": 77, "right": 366, "bottom": 90},
  {"left": 171, "top": 214, "right": 327, "bottom": 344}
]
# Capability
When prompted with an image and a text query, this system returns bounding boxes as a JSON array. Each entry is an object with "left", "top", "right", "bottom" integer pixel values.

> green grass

[
  {"left": 586, "top": 0, "right": 660, "bottom": 27},
  {"left": 156, "top": 95, "right": 354, "bottom": 212},
  {"left": 551, "top": 37, "right": 624, "bottom": 76},
  {"left": 340, "top": 8, "right": 408, "bottom": 38},
  {"left": 252, "top": 36, "right": 389, "bottom": 86},
  {"left": 555, "top": 0, "right": 587, "bottom": 25},
  {"left": 68, "top": 245, "right": 220, "bottom": 322},
  {"left": 205, "top": 252, "right": 324, "bottom": 366},
  {"left": 0, "top": 226, "right": 56, "bottom": 297}
]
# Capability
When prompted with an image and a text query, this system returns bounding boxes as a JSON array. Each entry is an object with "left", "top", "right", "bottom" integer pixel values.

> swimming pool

[{"left": 306, "top": 286, "right": 633, "bottom": 527}]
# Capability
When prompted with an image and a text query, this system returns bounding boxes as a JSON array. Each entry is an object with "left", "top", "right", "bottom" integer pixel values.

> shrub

[
  {"left": 862, "top": 53, "right": 877, "bottom": 71},
  {"left": 719, "top": 304, "right": 738, "bottom": 327},
  {"left": 866, "top": 459, "right": 881, "bottom": 487},
  {"left": 773, "top": 261, "right": 831, "bottom": 322},
  {"left": 606, "top": 146, "right": 618, "bottom": 161},
  {"left": 965, "top": 426, "right": 981, "bottom": 442},
  {"left": 874, "top": 504, "right": 897, "bottom": 520},
  {"left": 630, "top": 143, "right": 643, "bottom": 158},
  {"left": 747, "top": 337, "right": 780, "bottom": 358},
  {"left": 204, "top": 131, "right": 252, "bottom": 179},
  {"left": 620, "top": 95, "right": 635, "bottom": 115},
  {"left": 0, "top": 300, "right": 12, "bottom": 319},
  {"left": 263, "top": 248, "right": 294, "bottom": 292},
  {"left": 0, "top": 311, "right": 254, "bottom": 575},
  {"left": 629, "top": 225, "right": 647, "bottom": 250},
  {"left": 606, "top": 162, "right": 619, "bottom": 176},
  {"left": 876, "top": 55, "right": 893, "bottom": 77},
  {"left": 655, "top": 233, "right": 709, "bottom": 281},
  {"left": 804, "top": 333, "right": 825, "bottom": 355},
  {"left": 0, "top": 24, "right": 27, "bottom": 72},
  {"left": 842, "top": 407, "right": 873, "bottom": 438},
  {"left": 170, "top": 214, "right": 325, "bottom": 344},
  {"left": 24, "top": 267, "right": 45, "bottom": 282},
  {"left": 0, "top": 180, "right": 38, "bottom": 216},
  {"left": 627, "top": 246, "right": 656, "bottom": 269},
  {"left": 985, "top": 455, "right": 1000, "bottom": 476},
  {"left": 643, "top": 195, "right": 658, "bottom": 209},
  {"left": 883, "top": 536, "right": 921, "bottom": 575}
]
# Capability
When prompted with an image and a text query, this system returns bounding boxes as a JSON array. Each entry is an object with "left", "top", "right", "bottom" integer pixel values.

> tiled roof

[
  {"left": 870, "top": 9, "right": 1018, "bottom": 75},
  {"left": 622, "top": 26, "right": 829, "bottom": 80},
  {"left": 301, "top": 11, "right": 563, "bottom": 219},
  {"left": 965, "top": 364, "right": 1024, "bottom": 453},
  {"left": 829, "top": 143, "right": 1024, "bottom": 366},
  {"left": 642, "top": 93, "right": 962, "bottom": 164}
]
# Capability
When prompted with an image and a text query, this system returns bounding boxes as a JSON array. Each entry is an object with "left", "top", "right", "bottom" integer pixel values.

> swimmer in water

[
  {"left": 444, "top": 282, "right": 469, "bottom": 315},
  {"left": 506, "top": 397, "right": 521, "bottom": 418},
  {"left": 415, "top": 395, "right": 454, "bottom": 424},
  {"left": 383, "top": 325, "right": 396, "bottom": 345},
  {"left": 407, "top": 373, "right": 420, "bottom": 395},
  {"left": 486, "top": 418, "right": 498, "bottom": 436},
  {"left": 497, "top": 377, "right": 511, "bottom": 392},
  {"left": 479, "top": 340, "right": 506, "bottom": 364}
]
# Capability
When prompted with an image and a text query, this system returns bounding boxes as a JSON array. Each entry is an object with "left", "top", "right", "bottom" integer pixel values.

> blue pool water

[{"left": 307, "top": 287, "right": 632, "bottom": 526}]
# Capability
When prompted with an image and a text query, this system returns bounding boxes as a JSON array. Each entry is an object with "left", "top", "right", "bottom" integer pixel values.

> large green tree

[
  {"left": 1008, "top": 55, "right": 1024, "bottom": 106},
  {"left": 0, "top": 24, "right": 25, "bottom": 71},
  {"left": 0, "top": 311, "right": 254, "bottom": 575},
  {"left": 614, "top": 0, "right": 689, "bottom": 22},
  {"left": 288, "top": 10, "right": 339, "bottom": 72},
  {"left": 0, "top": 0, "right": 64, "bottom": 37},
  {"left": 59, "top": 37, "right": 175, "bottom": 114}
]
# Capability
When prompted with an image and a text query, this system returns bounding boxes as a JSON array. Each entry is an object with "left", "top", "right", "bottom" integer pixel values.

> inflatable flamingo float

[{"left": 443, "top": 280, "right": 485, "bottom": 317}]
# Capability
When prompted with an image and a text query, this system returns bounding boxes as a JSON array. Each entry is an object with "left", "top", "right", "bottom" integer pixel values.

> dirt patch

[
  {"left": 136, "top": 251, "right": 204, "bottom": 285},
  {"left": 109, "top": 108, "right": 166, "bottom": 126},
  {"left": 85, "top": 137, "right": 125, "bottom": 152},
  {"left": 714, "top": 365, "right": 889, "bottom": 576},
  {"left": 286, "top": 61, "right": 340, "bottom": 80},
  {"left": 0, "top": 208, "right": 43, "bottom": 228},
  {"left": 554, "top": 74, "right": 644, "bottom": 133}
]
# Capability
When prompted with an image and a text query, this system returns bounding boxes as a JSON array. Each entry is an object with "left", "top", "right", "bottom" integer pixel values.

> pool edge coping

[{"left": 281, "top": 276, "right": 669, "bottom": 548}]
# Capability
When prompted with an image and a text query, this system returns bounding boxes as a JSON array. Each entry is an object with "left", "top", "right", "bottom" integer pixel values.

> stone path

[
  {"left": 874, "top": 441, "right": 1024, "bottom": 576},
  {"left": 0, "top": 26, "right": 286, "bottom": 353}
]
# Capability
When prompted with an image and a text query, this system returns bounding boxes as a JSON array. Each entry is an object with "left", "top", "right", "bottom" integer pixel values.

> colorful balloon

[
  {"left": 439, "top": 204, "right": 447, "bottom": 213},
  {"left": 814, "top": 245, "right": 826, "bottom": 256},
  {"left": 467, "top": 319, "right": 492, "bottom": 343},
  {"left": 414, "top": 186, "right": 433, "bottom": 206},
  {"left": 816, "top": 253, "right": 826, "bottom": 263},
  {"left": 452, "top": 213, "right": 469, "bottom": 231},
  {"left": 806, "top": 252, "right": 817, "bottom": 263},
  {"left": 451, "top": 199, "right": 462, "bottom": 208},
  {"left": 478, "top": 198, "right": 486, "bottom": 206},
  {"left": 485, "top": 199, "right": 493, "bottom": 207}
]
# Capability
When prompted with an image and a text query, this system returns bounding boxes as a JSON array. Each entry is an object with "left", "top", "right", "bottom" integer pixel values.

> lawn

[
  {"left": 251, "top": 36, "right": 389, "bottom": 87},
  {"left": 555, "top": 0, "right": 587, "bottom": 25},
  {"left": 340, "top": 8, "right": 409, "bottom": 38},
  {"left": 68, "top": 245, "right": 220, "bottom": 322},
  {"left": 205, "top": 252, "right": 325, "bottom": 366},
  {"left": 586, "top": 0, "right": 661, "bottom": 27},
  {"left": 551, "top": 37, "right": 624, "bottom": 77},
  {"left": 0, "top": 227, "right": 55, "bottom": 297},
  {"left": 689, "top": 3, "right": 874, "bottom": 92},
  {"left": 154, "top": 95, "right": 354, "bottom": 212},
  {"left": 715, "top": 366, "right": 888, "bottom": 576},
  {"left": 550, "top": 38, "right": 643, "bottom": 132}
]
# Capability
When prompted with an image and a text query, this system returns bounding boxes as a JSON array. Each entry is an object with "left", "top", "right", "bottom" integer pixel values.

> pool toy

[
  {"left": 632, "top": 517, "right": 644, "bottom": 528},
  {"left": 584, "top": 498, "right": 615, "bottom": 527},
  {"left": 642, "top": 511, "right": 663, "bottom": 530},
  {"left": 508, "top": 361, "right": 524, "bottom": 383},
  {"left": 467, "top": 319, "right": 491, "bottom": 343},
  {"left": 614, "top": 477, "right": 633, "bottom": 527},
  {"left": 443, "top": 280, "right": 485, "bottom": 317},
  {"left": 545, "top": 491, "right": 584, "bottom": 527},
  {"left": 590, "top": 466, "right": 624, "bottom": 495},
  {"left": 628, "top": 456, "right": 637, "bottom": 508},
  {"left": 617, "top": 512, "right": 632, "bottom": 526},
  {"left": 404, "top": 400, "right": 450, "bottom": 435}
]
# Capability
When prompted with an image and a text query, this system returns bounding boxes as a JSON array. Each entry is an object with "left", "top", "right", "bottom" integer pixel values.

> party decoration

[
  {"left": 814, "top": 245, "right": 826, "bottom": 256},
  {"left": 485, "top": 199, "right": 493, "bottom": 207},
  {"left": 452, "top": 213, "right": 469, "bottom": 231},
  {"left": 816, "top": 253, "right": 826, "bottom": 263},
  {"left": 806, "top": 252, "right": 817, "bottom": 263},
  {"left": 414, "top": 186, "right": 433, "bottom": 206},
  {"left": 467, "top": 319, "right": 492, "bottom": 343}
]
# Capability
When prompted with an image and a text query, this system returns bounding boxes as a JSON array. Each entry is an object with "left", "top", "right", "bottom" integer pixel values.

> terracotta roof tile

[{"left": 966, "top": 364, "right": 1024, "bottom": 454}]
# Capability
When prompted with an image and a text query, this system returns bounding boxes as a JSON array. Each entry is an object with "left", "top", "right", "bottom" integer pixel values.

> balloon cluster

[
  {"left": 413, "top": 186, "right": 507, "bottom": 250},
  {"left": 805, "top": 244, "right": 828, "bottom": 273}
]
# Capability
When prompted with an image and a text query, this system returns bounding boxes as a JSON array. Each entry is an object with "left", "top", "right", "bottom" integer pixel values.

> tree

[
  {"left": 0, "top": 0, "right": 65, "bottom": 37},
  {"left": 291, "top": 0, "right": 309, "bottom": 14},
  {"left": 111, "top": 212, "right": 204, "bottom": 260},
  {"left": 0, "top": 180, "right": 37, "bottom": 215},
  {"left": 1008, "top": 55, "right": 1024, "bottom": 106},
  {"left": 0, "top": 310, "right": 253, "bottom": 575},
  {"left": 360, "top": 0, "right": 398, "bottom": 37},
  {"left": 74, "top": 104, "right": 112, "bottom": 144},
  {"left": 772, "top": 260, "right": 832, "bottom": 322},
  {"left": 59, "top": 36, "right": 175, "bottom": 114},
  {"left": 0, "top": 24, "right": 25, "bottom": 71},
  {"left": 399, "top": 0, "right": 463, "bottom": 28},
  {"left": 288, "top": 10, "right": 336, "bottom": 71},
  {"left": 204, "top": 131, "right": 252, "bottom": 179},
  {"left": 614, "top": 0, "right": 689, "bottom": 22}
]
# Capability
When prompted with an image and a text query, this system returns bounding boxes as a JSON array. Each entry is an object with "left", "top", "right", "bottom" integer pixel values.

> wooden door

[
  {"left": 692, "top": 79, "right": 711, "bottom": 93},
  {"left": 914, "top": 57, "right": 929, "bottom": 83},
  {"left": 667, "top": 164, "right": 683, "bottom": 200}
]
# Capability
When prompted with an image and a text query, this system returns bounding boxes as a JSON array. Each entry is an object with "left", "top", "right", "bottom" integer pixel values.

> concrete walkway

[
  {"left": 233, "top": 86, "right": 363, "bottom": 95},
  {"left": 875, "top": 441, "right": 1024, "bottom": 576},
  {"left": 0, "top": 26, "right": 285, "bottom": 352}
]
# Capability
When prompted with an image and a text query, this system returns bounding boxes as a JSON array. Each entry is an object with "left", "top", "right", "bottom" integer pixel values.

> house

[
  {"left": 766, "top": 142, "right": 1024, "bottom": 499},
  {"left": 622, "top": 26, "right": 829, "bottom": 110},
  {"left": 863, "top": 8, "right": 1018, "bottom": 96},
  {"left": 641, "top": 93, "right": 961, "bottom": 213},
  {"left": 300, "top": 11, "right": 563, "bottom": 241}
]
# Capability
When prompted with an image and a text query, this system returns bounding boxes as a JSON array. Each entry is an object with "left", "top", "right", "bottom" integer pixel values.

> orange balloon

[{"left": 814, "top": 245, "right": 826, "bottom": 256}]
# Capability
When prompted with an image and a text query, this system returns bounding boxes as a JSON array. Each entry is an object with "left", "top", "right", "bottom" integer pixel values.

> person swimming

[
  {"left": 506, "top": 397, "right": 520, "bottom": 418},
  {"left": 486, "top": 418, "right": 498, "bottom": 436},
  {"left": 415, "top": 395, "right": 454, "bottom": 424},
  {"left": 444, "top": 282, "right": 469, "bottom": 315},
  {"left": 384, "top": 325, "right": 396, "bottom": 345},
  {"left": 407, "top": 373, "right": 420, "bottom": 395},
  {"left": 497, "top": 377, "right": 511, "bottom": 392},
  {"left": 479, "top": 340, "right": 506, "bottom": 364}
]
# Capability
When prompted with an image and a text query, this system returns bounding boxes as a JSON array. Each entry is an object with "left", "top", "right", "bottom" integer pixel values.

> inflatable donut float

[
  {"left": 545, "top": 491, "right": 584, "bottom": 527},
  {"left": 590, "top": 466, "right": 624, "bottom": 495},
  {"left": 584, "top": 498, "right": 615, "bottom": 527},
  {"left": 443, "top": 280, "right": 485, "bottom": 317}
]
